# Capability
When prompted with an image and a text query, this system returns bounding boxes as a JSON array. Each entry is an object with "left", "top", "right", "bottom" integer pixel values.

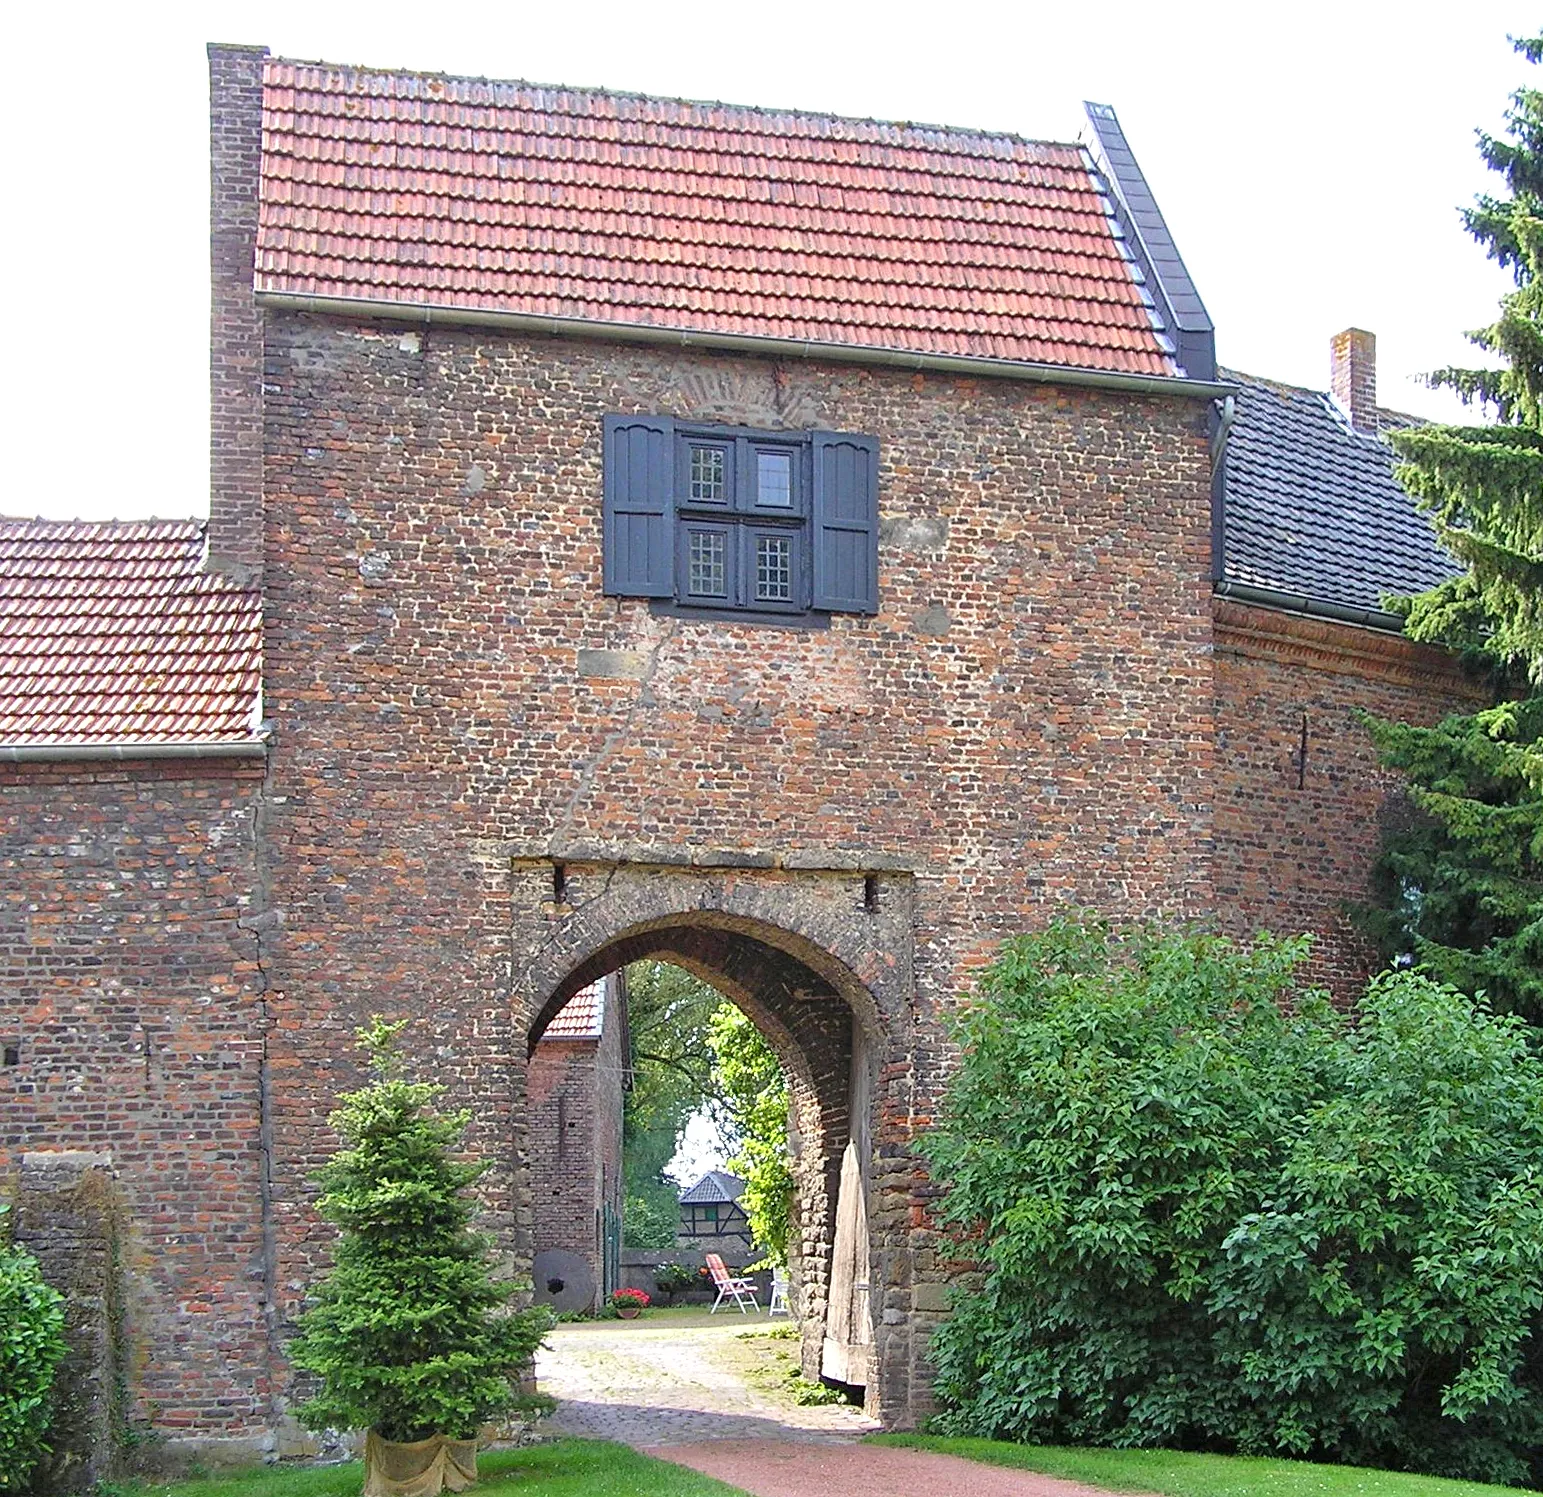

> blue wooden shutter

[
  {"left": 811, "top": 431, "right": 879, "bottom": 613},
  {"left": 603, "top": 414, "right": 675, "bottom": 598}
]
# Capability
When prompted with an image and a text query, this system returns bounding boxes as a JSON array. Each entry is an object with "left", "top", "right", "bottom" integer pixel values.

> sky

[
  {"left": 3, "top": 1, "right": 1530, "bottom": 522},
  {"left": 669, "top": 1108, "right": 731, "bottom": 1187}
]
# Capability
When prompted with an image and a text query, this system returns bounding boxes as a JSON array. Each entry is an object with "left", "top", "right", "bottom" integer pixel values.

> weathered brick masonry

[
  {"left": 527, "top": 979, "right": 625, "bottom": 1308},
  {"left": 252, "top": 303, "right": 1219, "bottom": 1422},
  {"left": 0, "top": 758, "right": 271, "bottom": 1437},
  {"left": 1210, "top": 599, "right": 1485, "bottom": 994}
]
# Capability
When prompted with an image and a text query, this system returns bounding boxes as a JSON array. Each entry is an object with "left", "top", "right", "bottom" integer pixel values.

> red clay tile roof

[
  {"left": 0, "top": 520, "right": 263, "bottom": 747},
  {"left": 542, "top": 980, "right": 606, "bottom": 1041},
  {"left": 257, "top": 61, "right": 1176, "bottom": 376}
]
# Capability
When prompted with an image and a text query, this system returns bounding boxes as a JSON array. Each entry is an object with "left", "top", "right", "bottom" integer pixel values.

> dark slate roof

[
  {"left": 679, "top": 1170, "right": 746, "bottom": 1205},
  {"left": 1219, "top": 370, "right": 1459, "bottom": 618}
]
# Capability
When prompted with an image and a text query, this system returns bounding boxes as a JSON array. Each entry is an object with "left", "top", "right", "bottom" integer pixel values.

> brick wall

[
  {"left": 0, "top": 759, "right": 271, "bottom": 1441},
  {"left": 252, "top": 309, "right": 1218, "bottom": 1421},
  {"left": 1212, "top": 598, "right": 1489, "bottom": 996},
  {"left": 527, "top": 1038, "right": 603, "bottom": 1293}
]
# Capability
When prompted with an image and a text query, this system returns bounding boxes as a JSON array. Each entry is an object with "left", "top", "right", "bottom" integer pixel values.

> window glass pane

[
  {"left": 688, "top": 530, "right": 727, "bottom": 597},
  {"left": 756, "top": 450, "right": 793, "bottom": 507},
  {"left": 690, "top": 445, "right": 725, "bottom": 502},
  {"left": 755, "top": 534, "right": 792, "bottom": 601}
]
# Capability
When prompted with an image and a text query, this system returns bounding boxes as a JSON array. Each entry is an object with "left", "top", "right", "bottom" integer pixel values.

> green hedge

[
  {"left": 923, "top": 921, "right": 1543, "bottom": 1486},
  {"left": 0, "top": 1209, "right": 67, "bottom": 1493}
]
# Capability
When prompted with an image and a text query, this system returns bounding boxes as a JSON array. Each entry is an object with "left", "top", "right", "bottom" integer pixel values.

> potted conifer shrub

[{"left": 289, "top": 1018, "right": 552, "bottom": 1496}]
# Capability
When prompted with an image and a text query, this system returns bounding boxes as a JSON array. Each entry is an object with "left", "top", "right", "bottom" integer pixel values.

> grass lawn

[
  {"left": 867, "top": 1436, "right": 1519, "bottom": 1497},
  {"left": 118, "top": 1438, "right": 749, "bottom": 1497},
  {"left": 552, "top": 1305, "right": 780, "bottom": 1333}
]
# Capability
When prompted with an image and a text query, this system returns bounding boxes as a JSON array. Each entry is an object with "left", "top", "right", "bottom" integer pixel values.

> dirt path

[{"left": 538, "top": 1312, "right": 1138, "bottom": 1497}]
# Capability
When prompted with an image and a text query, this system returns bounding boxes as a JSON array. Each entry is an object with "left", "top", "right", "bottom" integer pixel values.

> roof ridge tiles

[{"left": 268, "top": 55, "right": 1085, "bottom": 158}]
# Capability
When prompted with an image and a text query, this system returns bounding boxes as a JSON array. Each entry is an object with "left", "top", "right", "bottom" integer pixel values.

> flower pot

[
  {"left": 364, "top": 1429, "right": 477, "bottom": 1496},
  {"left": 617, "top": 1305, "right": 641, "bottom": 1319}
]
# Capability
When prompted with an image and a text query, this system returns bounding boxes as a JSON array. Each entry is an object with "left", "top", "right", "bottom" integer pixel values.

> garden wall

[{"left": 0, "top": 758, "right": 272, "bottom": 1448}]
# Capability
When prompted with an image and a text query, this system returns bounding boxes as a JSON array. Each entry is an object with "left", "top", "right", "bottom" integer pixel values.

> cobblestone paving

[{"left": 537, "top": 1315, "right": 880, "bottom": 1446}]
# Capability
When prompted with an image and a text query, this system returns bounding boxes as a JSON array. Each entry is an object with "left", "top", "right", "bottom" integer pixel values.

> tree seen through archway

[{"left": 621, "top": 960, "right": 790, "bottom": 1262}]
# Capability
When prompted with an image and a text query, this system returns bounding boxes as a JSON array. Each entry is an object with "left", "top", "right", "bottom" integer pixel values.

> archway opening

[{"left": 521, "top": 914, "right": 881, "bottom": 1406}]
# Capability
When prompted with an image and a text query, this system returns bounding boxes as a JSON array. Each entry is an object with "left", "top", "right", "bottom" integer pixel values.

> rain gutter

[
  {"left": 1212, "top": 579, "right": 1404, "bottom": 633},
  {"left": 255, "top": 292, "right": 1237, "bottom": 400},
  {"left": 0, "top": 740, "right": 270, "bottom": 763}
]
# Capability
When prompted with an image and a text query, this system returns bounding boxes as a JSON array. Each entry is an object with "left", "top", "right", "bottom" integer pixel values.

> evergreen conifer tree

[
  {"left": 289, "top": 1019, "right": 550, "bottom": 1492},
  {"left": 1363, "top": 35, "right": 1543, "bottom": 1015}
]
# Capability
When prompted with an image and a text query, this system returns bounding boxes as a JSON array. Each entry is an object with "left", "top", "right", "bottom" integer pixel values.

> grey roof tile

[
  {"left": 679, "top": 1170, "right": 746, "bottom": 1204},
  {"left": 1220, "top": 370, "right": 1458, "bottom": 616}
]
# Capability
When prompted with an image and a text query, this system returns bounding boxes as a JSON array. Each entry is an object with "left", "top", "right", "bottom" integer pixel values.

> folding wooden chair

[{"left": 704, "top": 1252, "right": 759, "bottom": 1314}]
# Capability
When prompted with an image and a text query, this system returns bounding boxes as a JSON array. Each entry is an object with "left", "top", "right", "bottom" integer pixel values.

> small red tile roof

[
  {"left": 542, "top": 980, "right": 607, "bottom": 1040},
  {"left": 257, "top": 60, "right": 1176, "bottom": 377},
  {"left": 0, "top": 520, "right": 263, "bottom": 747}
]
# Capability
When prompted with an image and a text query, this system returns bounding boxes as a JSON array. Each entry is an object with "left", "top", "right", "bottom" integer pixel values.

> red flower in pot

[{"left": 611, "top": 1287, "right": 650, "bottom": 1319}]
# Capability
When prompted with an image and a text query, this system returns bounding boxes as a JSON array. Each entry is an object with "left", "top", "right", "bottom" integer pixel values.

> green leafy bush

[
  {"left": 0, "top": 1205, "right": 67, "bottom": 1493},
  {"left": 924, "top": 920, "right": 1543, "bottom": 1485},
  {"left": 288, "top": 1019, "right": 552, "bottom": 1444},
  {"left": 652, "top": 1262, "right": 697, "bottom": 1302}
]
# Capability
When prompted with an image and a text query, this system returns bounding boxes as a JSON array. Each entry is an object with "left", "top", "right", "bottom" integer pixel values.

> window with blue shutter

[
  {"left": 603, "top": 417, "right": 878, "bottom": 620},
  {"left": 602, "top": 415, "right": 674, "bottom": 598},
  {"left": 812, "top": 432, "right": 879, "bottom": 615}
]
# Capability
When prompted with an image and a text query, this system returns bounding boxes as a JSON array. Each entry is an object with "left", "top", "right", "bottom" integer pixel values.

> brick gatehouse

[{"left": 0, "top": 45, "right": 1480, "bottom": 1462}]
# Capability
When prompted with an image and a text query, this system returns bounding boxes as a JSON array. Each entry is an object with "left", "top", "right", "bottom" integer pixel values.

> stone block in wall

[{"left": 12, "top": 1152, "right": 124, "bottom": 1496}]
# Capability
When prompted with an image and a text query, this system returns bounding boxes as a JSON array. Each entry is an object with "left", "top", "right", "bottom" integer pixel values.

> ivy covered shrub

[
  {"left": 924, "top": 920, "right": 1543, "bottom": 1486},
  {"left": 288, "top": 1019, "right": 552, "bottom": 1454},
  {"left": 0, "top": 1204, "right": 67, "bottom": 1493}
]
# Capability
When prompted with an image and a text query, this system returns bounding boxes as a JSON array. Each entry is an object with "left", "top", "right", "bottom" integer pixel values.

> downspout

[{"left": 1210, "top": 393, "right": 1237, "bottom": 584}]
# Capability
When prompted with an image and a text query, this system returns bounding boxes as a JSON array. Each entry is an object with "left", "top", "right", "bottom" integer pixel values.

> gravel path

[
  {"left": 538, "top": 1314, "right": 1140, "bottom": 1497},
  {"left": 537, "top": 1316, "right": 877, "bottom": 1445}
]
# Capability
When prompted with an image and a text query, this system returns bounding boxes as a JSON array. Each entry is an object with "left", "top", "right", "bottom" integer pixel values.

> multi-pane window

[
  {"left": 603, "top": 414, "right": 879, "bottom": 620},
  {"left": 755, "top": 534, "right": 792, "bottom": 601},
  {"left": 690, "top": 445, "right": 726, "bottom": 503},
  {"left": 674, "top": 429, "right": 806, "bottom": 614},
  {"left": 687, "top": 530, "right": 727, "bottom": 597}
]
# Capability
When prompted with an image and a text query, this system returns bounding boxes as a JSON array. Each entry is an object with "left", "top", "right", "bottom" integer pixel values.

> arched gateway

[{"left": 511, "top": 857, "right": 917, "bottom": 1419}]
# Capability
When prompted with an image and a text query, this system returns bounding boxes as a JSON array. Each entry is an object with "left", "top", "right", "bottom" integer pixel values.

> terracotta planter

[
  {"left": 617, "top": 1305, "right": 642, "bottom": 1319},
  {"left": 363, "top": 1429, "right": 477, "bottom": 1497}
]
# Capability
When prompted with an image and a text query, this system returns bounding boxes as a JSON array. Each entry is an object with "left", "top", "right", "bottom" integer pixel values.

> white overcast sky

[{"left": 2, "top": 1, "right": 1529, "bottom": 521}]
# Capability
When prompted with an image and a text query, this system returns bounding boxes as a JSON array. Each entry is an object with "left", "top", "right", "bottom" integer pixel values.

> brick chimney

[
  {"left": 1330, "top": 328, "right": 1378, "bottom": 435},
  {"left": 207, "top": 43, "right": 269, "bottom": 582}
]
